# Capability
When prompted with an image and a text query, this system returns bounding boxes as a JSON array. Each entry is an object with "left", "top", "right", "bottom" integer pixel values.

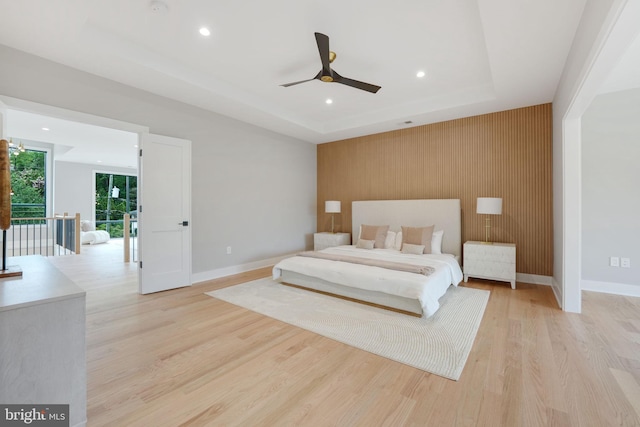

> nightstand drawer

[
  {"left": 464, "top": 259, "right": 515, "bottom": 281},
  {"left": 464, "top": 244, "right": 515, "bottom": 264}
]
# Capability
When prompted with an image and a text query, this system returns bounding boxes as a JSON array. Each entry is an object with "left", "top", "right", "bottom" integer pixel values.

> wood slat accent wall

[{"left": 317, "top": 103, "right": 552, "bottom": 276}]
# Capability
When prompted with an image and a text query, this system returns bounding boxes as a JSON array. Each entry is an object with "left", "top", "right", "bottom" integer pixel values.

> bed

[{"left": 273, "top": 199, "right": 463, "bottom": 317}]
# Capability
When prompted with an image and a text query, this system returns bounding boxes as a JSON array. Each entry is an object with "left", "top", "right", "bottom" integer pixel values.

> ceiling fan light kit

[{"left": 281, "top": 32, "right": 381, "bottom": 94}]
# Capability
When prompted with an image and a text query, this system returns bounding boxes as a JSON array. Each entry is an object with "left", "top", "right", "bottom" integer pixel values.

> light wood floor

[{"left": 47, "top": 248, "right": 640, "bottom": 426}]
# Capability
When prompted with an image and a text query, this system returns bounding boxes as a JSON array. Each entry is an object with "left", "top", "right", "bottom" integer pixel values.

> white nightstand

[
  {"left": 463, "top": 241, "right": 516, "bottom": 289},
  {"left": 314, "top": 232, "right": 351, "bottom": 251}
]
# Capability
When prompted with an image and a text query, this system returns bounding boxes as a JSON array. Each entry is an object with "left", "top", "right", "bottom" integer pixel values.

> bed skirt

[{"left": 277, "top": 270, "right": 423, "bottom": 316}]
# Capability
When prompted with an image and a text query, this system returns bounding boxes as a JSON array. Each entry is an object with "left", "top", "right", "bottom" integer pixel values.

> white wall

[
  {"left": 0, "top": 44, "right": 317, "bottom": 277},
  {"left": 581, "top": 89, "right": 640, "bottom": 291},
  {"left": 552, "top": 0, "right": 635, "bottom": 311},
  {"left": 53, "top": 161, "right": 134, "bottom": 222}
]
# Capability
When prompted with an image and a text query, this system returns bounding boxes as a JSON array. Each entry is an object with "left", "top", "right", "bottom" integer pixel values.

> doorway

[
  {"left": 1, "top": 97, "right": 144, "bottom": 286},
  {"left": 1, "top": 96, "right": 193, "bottom": 296}
]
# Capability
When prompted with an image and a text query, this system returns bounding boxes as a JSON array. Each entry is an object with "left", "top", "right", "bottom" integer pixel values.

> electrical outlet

[
  {"left": 226, "top": 246, "right": 232, "bottom": 255},
  {"left": 610, "top": 256, "right": 620, "bottom": 267},
  {"left": 621, "top": 258, "right": 631, "bottom": 268}
]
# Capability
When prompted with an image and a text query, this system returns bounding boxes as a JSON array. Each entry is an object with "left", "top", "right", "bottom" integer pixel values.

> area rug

[{"left": 206, "top": 278, "right": 489, "bottom": 380}]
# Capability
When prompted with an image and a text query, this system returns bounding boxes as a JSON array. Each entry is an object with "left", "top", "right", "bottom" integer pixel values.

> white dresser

[
  {"left": 0, "top": 256, "right": 87, "bottom": 426},
  {"left": 463, "top": 241, "right": 516, "bottom": 289},
  {"left": 314, "top": 232, "right": 351, "bottom": 251}
]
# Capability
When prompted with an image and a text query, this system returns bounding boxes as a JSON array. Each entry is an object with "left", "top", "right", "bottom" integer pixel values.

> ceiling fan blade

[
  {"left": 332, "top": 71, "right": 381, "bottom": 94},
  {"left": 281, "top": 71, "right": 322, "bottom": 88},
  {"left": 315, "top": 32, "right": 331, "bottom": 75},
  {"left": 280, "top": 78, "right": 317, "bottom": 88}
]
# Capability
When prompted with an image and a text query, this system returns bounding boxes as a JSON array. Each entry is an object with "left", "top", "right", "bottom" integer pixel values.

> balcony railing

[
  {"left": 11, "top": 203, "right": 46, "bottom": 220},
  {"left": 123, "top": 213, "right": 138, "bottom": 263},
  {"left": 6, "top": 213, "right": 80, "bottom": 257},
  {"left": 6, "top": 212, "right": 138, "bottom": 262}
]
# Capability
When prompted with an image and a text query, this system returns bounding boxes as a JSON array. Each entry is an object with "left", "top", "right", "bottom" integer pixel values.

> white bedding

[
  {"left": 273, "top": 245, "right": 463, "bottom": 317},
  {"left": 81, "top": 230, "right": 110, "bottom": 245}
]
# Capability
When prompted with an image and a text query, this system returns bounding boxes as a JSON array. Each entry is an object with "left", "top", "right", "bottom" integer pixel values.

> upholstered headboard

[{"left": 352, "top": 199, "right": 462, "bottom": 259}]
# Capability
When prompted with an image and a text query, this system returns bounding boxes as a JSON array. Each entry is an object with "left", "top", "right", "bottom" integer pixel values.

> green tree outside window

[
  {"left": 95, "top": 173, "right": 137, "bottom": 238},
  {"left": 10, "top": 149, "right": 46, "bottom": 219}
]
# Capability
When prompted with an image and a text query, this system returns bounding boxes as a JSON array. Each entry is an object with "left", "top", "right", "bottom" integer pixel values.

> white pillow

[
  {"left": 394, "top": 232, "right": 403, "bottom": 251},
  {"left": 401, "top": 243, "right": 425, "bottom": 255},
  {"left": 80, "top": 220, "right": 95, "bottom": 232},
  {"left": 431, "top": 230, "right": 444, "bottom": 254},
  {"left": 384, "top": 231, "right": 397, "bottom": 249},
  {"left": 356, "top": 239, "right": 375, "bottom": 249}
]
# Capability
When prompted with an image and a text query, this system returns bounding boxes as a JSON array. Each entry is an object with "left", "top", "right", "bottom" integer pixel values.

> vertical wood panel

[{"left": 317, "top": 104, "right": 553, "bottom": 276}]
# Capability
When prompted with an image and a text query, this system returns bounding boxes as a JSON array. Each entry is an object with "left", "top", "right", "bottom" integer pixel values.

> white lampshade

[
  {"left": 325, "top": 200, "right": 341, "bottom": 213},
  {"left": 476, "top": 197, "right": 502, "bottom": 215}
]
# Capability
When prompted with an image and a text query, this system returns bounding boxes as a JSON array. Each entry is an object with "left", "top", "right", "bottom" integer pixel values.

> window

[
  {"left": 10, "top": 149, "right": 47, "bottom": 219},
  {"left": 95, "top": 173, "right": 137, "bottom": 238}
]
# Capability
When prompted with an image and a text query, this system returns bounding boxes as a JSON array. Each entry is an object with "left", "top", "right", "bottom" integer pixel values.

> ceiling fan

[{"left": 281, "top": 32, "right": 381, "bottom": 94}]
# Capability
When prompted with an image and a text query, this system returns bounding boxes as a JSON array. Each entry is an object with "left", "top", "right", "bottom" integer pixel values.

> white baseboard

[
  {"left": 581, "top": 280, "right": 640, "bottom": 297},
  {"left": 192, "top": 252, "right": 297, "bottom": 285},
  {"left": 551, "top": 277, "right": 563, "bottom": 308},
  {"left": 516, "top": 273, "right": 553, "bottom": 286}
]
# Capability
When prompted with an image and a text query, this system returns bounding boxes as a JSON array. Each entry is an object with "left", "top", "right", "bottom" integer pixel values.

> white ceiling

[
  {"left": 10, "top": 0, "right": 640, "bottom": 167},
  {"left": 7, "top": 109, "right": 139, "bottom": 169}
]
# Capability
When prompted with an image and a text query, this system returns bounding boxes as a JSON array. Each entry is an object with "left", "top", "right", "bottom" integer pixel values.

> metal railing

[
  {"left": 7, "top": 212, "right": 138, "bottom": 262},
  {"left": 6, "top": 213, "right": 80, "bottom": 257},
  {"left": 11, "top": 203, "right": 46, "bottom": 220},
  {"left": 123, "top": 213, "right": 138, "bottom": 263}
]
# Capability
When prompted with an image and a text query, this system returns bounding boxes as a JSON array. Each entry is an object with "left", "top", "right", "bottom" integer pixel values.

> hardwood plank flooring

[{"left": 46, "top": 246, "right": 640, "bottom": 426}]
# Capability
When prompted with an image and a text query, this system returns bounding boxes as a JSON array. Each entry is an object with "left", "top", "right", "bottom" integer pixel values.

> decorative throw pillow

[
  {"left": 360, "top": 224, "right": 390, "bottom": 248},
  {"left": 356, "top": 239, "right": 375, "bottom": 250},
  {"left": 401, "top": 243, "right": 425, "bottom": 255},
  {"left": 401, "top": 225, "right": 435, "bottom": 254}
]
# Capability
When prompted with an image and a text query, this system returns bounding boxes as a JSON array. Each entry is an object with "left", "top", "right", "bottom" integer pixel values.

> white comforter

[
  {"left": 273, "top": 245, "right": 463, "bottom": 317},
  {"left": 81, "top": 230, "right": 110, "bottom": 245}
]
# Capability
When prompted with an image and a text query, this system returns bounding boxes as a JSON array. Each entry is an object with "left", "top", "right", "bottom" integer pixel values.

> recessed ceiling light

[
  {"left": 42, "top": 127, "right": 49, "bottom": 131},
  {"left": 96, "top": 160, "right": 102, "bottom": 163},
  {"left": 416, "top": 71, "right": 426, "bottom": 78},
  {"left": 326, "top": 99, "right": 333, "bottom": 105},
  {"left": 199, "top": 27, "right": 211, "bottom": 37}
]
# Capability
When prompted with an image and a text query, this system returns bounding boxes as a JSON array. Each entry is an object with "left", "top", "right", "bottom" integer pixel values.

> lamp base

[{"left": 484, "top": 217, "right": 493, "bottom": 244}]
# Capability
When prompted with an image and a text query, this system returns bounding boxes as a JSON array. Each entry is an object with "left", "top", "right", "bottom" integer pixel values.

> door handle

[{"left": 179, "top": 221, "right": 189, "bottom": 226}]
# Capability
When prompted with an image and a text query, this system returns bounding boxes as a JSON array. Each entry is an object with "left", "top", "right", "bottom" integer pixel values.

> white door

[{"left": 138, "top": 133, "right": 191, "bottom": 294}]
